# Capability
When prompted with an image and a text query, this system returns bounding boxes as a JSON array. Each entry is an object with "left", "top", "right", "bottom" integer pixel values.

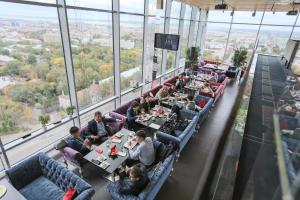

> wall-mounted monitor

[{"left": 154, "top": 33, "right": 180, "bottom": 51}]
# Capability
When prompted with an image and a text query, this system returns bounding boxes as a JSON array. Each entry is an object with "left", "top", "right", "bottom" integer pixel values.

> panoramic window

[
  {"left": 144, "top": 17, "right": 164, "bottom": 83},
  {"left": 120, "top": 14, "right": 144, "bottom": 92},
  {"left": 233, "top": 11, "right": 263, "bottom": 24},
  {"left": 170, "top": 1, "right": 181, "bottom": 18},
  {"left": 262, "top": 11, "right": 297, "bottom": 26},
  {"left": 203, "top": 23, "right": 230, "bottom": 61},
  {"left": 193, "top": 21, "right": 199, "bottom": 46},
  {"left": 184, "top": 5, "right": 192, "bottom": 20},
  {"left": 207, "top": 10, "right": 232, "bottom": 23},
  {"left": 256, "top": 25, "right": 293, "bottom": 56},
  {"left": 149, "top": 0, "right": 166, "bottom": 16},
  {"left": 119, "top": 0, "right": 144, "bottom": 14},
  {"left": 181, "top": 20, "right": 191, "bottom": 58},
  {"left": 166, "top": 19, "right": 180, "bottom": 71},
  {"left": 0, "top": 2, "right": 69, "bottom": 144},
  {"left": 66, "top": 0, "right": 112, "bottom": 10},
  {"left": 224, "top": 24, "right": 259, "bottom": 64},
  {"left": 67, "top": 9, "right": 114, "bottom": 110}
]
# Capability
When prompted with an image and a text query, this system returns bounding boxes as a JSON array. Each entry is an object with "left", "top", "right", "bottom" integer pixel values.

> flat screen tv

[{"left": 154, "top": 33, "right": 180, "bottom": 51}]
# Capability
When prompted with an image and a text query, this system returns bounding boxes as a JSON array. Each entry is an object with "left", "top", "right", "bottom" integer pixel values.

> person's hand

[
  {"left": 114, "top": 175, "right": 120, "bottom": 181},
  {"left": 125, "top": 166, "right": 131, "bottom": 174},
  {"left": 90, "top": 135, "right": 98, "bottom": 140},
  {"left": 84, "top": 139, "right": 92, "bottom": 146}
]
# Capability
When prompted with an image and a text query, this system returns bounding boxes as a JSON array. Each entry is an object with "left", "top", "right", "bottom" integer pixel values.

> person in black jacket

[
  {"left": 65, "top": 126, "right": 91, "bottom": 156},
  {"left": 115, "top": 164, "right": 149, "bottom": 196},
  {"left": 86, "top": 111, "right": 118, "bottom": 144},
  {"left": 126, "top": 101, "right": 141, "bottom": 131}
]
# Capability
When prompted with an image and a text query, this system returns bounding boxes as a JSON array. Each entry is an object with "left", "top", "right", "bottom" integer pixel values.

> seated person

[
  {"left": 159, "top": 105, "right": 181, "bottom": 136},
  {"left": 176, "top": 75, "right": 186, "bottom": 90},
  {"left": 115, "top": 164, "right": 149, "bottom": 196},
  {"left": 87, "top": 111, "right": 118, "bottom": 144},
  {"left": 184, "top": 67, "right": 192, "bottom": 77},
  {"left": 126, "top": 101, "right": 141, "bottom": 130},
  {"left": 168, "top": 85, "right": 177, "bottom": 97},
  {"left": 155, "top": 85, "right": 170, "bottom": 101},
  {"left": 211, "top": 72, "right": 218, "bottom": 82},
  {"left": 200, "top": 81, "right": 215, "bottom": 97},
  {"left": 186, "top": 95, "right": 196, "bottom": 111},
  {"left": 66, "top": 126, "right": 91, "bottom": 156},
  {"left": 140, "top": 95, "right": 151, "bottom": 113},
  {"left": 128, "top": 130, "right": 155, "bottom": 167}
]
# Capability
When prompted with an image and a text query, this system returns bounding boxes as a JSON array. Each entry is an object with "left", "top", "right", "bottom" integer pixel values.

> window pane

[
  {"left": 0, "top": 2, "right": 70, "bottom": 144},
  {"left": 120, "top": 14, "right": 144, "bottom": 91},
  {"left": 207, "top": 10, "right": 232, "bottom": 23},
  {"left": 181, "top": 20, "right": 190, "bottom": 58},
  {"left": 66, "top": 0, "right": 112, "bottom": 10},
  {"left": 23, "top": 0, "right": 56, "bottom": 3},
  {"left": 80, "top": 100, "right": 115, "bottom": 125},
  {"left": 184, "top": 5, "right": 192, "bottom": 20},
  {"left": 166, "top": 51, "right": 176, "bottom": 71},
  {"left": 203, "top": 23, "right": 230, "bottom": 61},
  {"left": 67, "top": 9, "right": 114, "bottom": 110},
  {"left": 262, "top": 11, "right": 297, "bottom": 26},
  {"left": 193, "top": 21, "right": 199, "bottom": 46},
  {"left": 120, "top": 0, "right": 144, "bottom": 14},
  {"left": 257, "top": 25, "right": 293, "bottom": 56},
  {"left": 149, "top": 0, "right": 166, "bottom": 16},
  {"left": 169, "top": 19, "right": 179, "bottom": 34},
  {"left": 291, "top": 27, "right": 300, "bottom": 40},
  {"left": 194, "top": 8, "right": 200, "bottom": 21},
  {"left": 144, "top": 17, "right": 164, "bottom": 82},
  {"left": 233, "top": 11, "right": 263, "bottom": 24},
  {"left": 224, "top": 24, "right": 259, "bottom": 64},
  {"left": 121, "top": 88, "right": 141, "bottom": 105},
  {"left": 170, "top": 1, "right": 181, "bottom": 18}
]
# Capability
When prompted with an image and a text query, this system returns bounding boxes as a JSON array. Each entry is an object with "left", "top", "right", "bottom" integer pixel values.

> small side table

[{"left": 0, "top": 179, "right": 26, "bottom": 200}]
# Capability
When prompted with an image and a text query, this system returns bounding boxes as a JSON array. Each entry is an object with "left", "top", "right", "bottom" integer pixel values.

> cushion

[
  {"left": 199, "top": 99, "right": 206, "bottom": 108},
  {"left": 19, "top": 176, "right": 64, "bottom": 200},
  {"left": 63, "top": 188, "right": 77, "bottom": 200}
]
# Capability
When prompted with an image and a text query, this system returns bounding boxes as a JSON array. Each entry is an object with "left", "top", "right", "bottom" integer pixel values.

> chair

[{"left": 5, "top": 152, "right": 95, "bottom": 200}]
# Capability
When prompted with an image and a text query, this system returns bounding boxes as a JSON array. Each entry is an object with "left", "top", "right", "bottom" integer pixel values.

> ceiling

[{"left": 182, "top": 0, "right": 300, "bottom": 11}]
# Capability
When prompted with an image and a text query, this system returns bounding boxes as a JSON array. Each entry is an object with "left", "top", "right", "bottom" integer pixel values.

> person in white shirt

[{"left": 127, "top": 130, "right": 155, "bottom": 167}]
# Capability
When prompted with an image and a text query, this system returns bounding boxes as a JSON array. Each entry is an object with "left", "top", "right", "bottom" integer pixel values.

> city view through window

[{"left": 0, "top": 0, "right": 200, "bottom": 153}]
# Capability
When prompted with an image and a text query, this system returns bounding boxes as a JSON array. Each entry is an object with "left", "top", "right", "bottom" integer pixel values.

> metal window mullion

[
  {"left": 161, "top": 0, "right": 172, "bottom": 81},
  {"left": 199, "top": 9, "right": 208, "bottom": 57},
  {"left": 254, "top": 11, "right": 265, "bottom": 53},
  {"left": 174, "top": 3, "right": 185, "bottom": 75},
  {"left": 222, "top": 12, "right": 234, "bottom": 62},
  {"left": 195, "top": 8, "right": 202, "bottom": 47},
  {"left": 142, "top": 0, "right": 149, "bottom": 93},
  {"left": 290, "top": 12, "right": 299, "bottom": 39},
  {"left": 112, "top": 0, "right": 121, "bottom": 107},
  {"left": 57, "top": 0, "right": 80, "bottom": 127},
  {"left": 188, "top": 6, "right": 196, "bottom": 47}
]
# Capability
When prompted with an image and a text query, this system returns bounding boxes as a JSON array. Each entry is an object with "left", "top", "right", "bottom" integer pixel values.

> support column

[
  {"left": 175, "top": 3, "right": 185, "bottom": 75},
  {"left": 112, "top": 0, "right": 121, "bottom": 107},
  {"left": 57, "top": 0, "right": 80, "bottom": 127},
  {"left": 161, "top": 0, "right": 172, "bottom": 81},
  {"left": 142, "top": 0, "right": 149, "bottom": 93}
]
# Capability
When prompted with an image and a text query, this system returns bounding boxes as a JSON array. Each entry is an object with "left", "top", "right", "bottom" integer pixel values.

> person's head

[
  {"left": 94, "top": 111, "right": 103, "bottom": 122},
  {"left": 187, "top": 95, "right": 194, "bottom": 101},
  {"left": 135, "top": 130, "right": 146, "bottom": 143},
  {"left": 171, "top": 105, "right": 180, "bottom": 115},
  {"left": 131, "top": 101, "right": 140, "bottom": 111},
  {"left": 162, "top": 85, "right": 169, "bottom": 92},
  {"left": 129, "top": 166, "right": 142, "bottom": 181},
  {"left": 70, "top": 126, "right": 80, "bottom": 137}
]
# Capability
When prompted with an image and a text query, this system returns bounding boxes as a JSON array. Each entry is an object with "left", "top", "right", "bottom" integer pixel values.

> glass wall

[
  {"left": 0, "top": 2, "right": 69, "bottom": 144},
  {"left": 120, "top": 15, "right": 144, "bottom": 92},
  {"left": 0, "top": 0, "right": 201, "bottom": 168},
  {"left": 67, "top": 9, "right": 114, "bottom": 110},
  {"left": 203, "top": 10, "right": 300, "bottom": 65}
]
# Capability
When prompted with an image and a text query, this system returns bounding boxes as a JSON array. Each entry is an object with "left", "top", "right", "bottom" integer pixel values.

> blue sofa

[
  {"left": 194, "top": 95, "right": 214, "bottom": 125},
  {"left": 5, "top": 152, "right": 95, "bottom": 200},
  {"left": 106, "top": 153, "right": 175, "bottom": 200},
  {"left": 156, "top": 110, "right": 198, "bottom": 153}
]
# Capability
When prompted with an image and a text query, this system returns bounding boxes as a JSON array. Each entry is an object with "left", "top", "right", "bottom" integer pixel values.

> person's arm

[
  {"left": 87, "top": 121, "right": 96, "bottom": 136},
  {"left": 129, "top": 145, "right": 141, "bottom": 160},
  {"left": 103, "top": 117, "right": 117, "bottom": 123},
  {"left": 116, "top": 179, "right": 135, "bottom": 195},
  {"left": 127, "top": 109, "right": 138, "bottom": 122}
]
